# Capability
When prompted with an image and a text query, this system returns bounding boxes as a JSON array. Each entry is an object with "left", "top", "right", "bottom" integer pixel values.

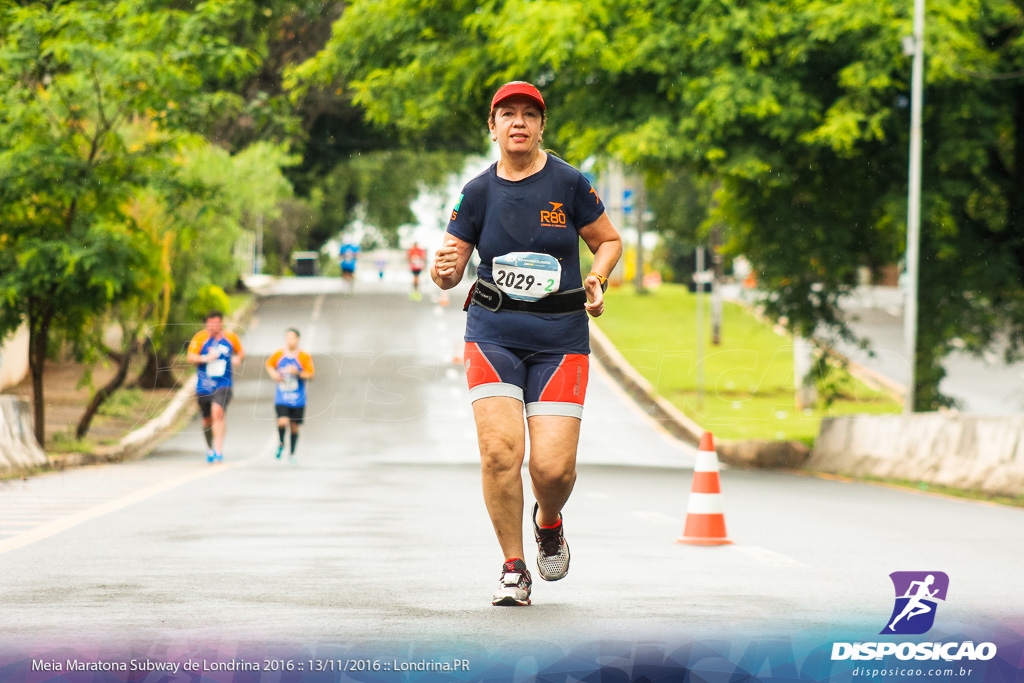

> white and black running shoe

[
  {"left": 533, "top": 503, "right": 570, "bottom": 581},
  {"left": 491, "top": 558, "right": 532, "bottom": 606}
]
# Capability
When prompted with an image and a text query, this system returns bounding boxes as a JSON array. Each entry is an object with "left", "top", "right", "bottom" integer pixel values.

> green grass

[
  {"left": 97, "top": 388, "right": 145, "bottom": 420},
  {"left": 597, "top": 284, "right": 902, "bottom": 442},
  {"left": 228, "top": 292, "right": 252, "bottom": 315},
  {"left": 48, "top": 430, "right": 96, "bottom": 454}
]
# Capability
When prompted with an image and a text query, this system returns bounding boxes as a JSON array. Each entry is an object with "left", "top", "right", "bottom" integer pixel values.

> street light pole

[{"left": 904, "top": 0, "right": 925, "bottom": 414}]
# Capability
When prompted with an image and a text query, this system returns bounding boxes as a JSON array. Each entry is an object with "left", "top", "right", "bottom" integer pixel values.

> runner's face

[
  {"left": 489, "top": 96, "right": 544, "bottom": 156},
  {"left": 285, "top": 331, "right": 299, "bottom": 350},
  {"left": 206, "top": 317, "right": 223, "bottom": 335}
]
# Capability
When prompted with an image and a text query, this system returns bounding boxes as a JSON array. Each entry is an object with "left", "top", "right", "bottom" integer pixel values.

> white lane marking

[
  {"left": 731, "top": 545, "right": 810, "bottom": 568},
  {"left": 0, "top": 437, "right": 277, "bottom": 556},
  {"left": 633, "top": 510, "right": 683, "bottom": 525},
  {"left": 311, "top": 294, "right": 325, "bottom": 321},
  {"left": 305, "top": 324, "right": 317, "bottom": 349}
]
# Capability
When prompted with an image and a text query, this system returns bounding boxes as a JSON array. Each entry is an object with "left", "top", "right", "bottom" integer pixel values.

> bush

[{"left": 188, "top": 284, "right": 231, "bottom": 321}]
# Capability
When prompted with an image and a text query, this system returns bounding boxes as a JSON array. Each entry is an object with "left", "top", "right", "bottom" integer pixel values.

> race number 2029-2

[{"left": 491, "top": 252, "right": 561, "bottom": 302}]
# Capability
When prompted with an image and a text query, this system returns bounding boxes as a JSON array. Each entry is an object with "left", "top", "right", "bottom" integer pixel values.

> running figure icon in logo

[{"left": 881, "top": 571, "right": 950, "bottom": 635}]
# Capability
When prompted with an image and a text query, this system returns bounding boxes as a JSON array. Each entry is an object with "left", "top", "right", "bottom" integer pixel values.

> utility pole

[
  {"left": 695, "top": 246, "right": 707, "bottom": 409},
  {"left": 709, "top": 222, "right": 724, "bottom": 345},
  {"left": 904, "top": 0, "right": 925, "bottom": 413},
  {"left": 633, "top": 178, "right": 647, "bottom": 293}
]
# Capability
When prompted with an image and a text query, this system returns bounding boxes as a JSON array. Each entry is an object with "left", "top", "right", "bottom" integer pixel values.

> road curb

[
  {"left": 43, "top": 296, "right": 259, "bottom": 473},
  {"left": 589, "top": 319, "right": 809, "bottom": 469}
]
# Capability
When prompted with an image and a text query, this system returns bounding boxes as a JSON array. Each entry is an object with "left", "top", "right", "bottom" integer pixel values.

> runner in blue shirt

[
  {"left": 187, "top": 311, "right": 245, "bottom": 463},
  {"left": 431, "top": 81, "right": 622, "bottom": 606},
  {"left": 265, "top": 328, "right": 315, "bottom": 465},
  {"left": 339, "top": 241, "right": 360, "bottom": 295}
]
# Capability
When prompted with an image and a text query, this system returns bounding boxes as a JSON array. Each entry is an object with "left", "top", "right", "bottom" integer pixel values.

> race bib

[
  {"left": 279, "top": 374, "right": 299, "bottom": 392},
  {"left": 492, "top": 252, "right": 561, "bottom": 302},
  {"left": 207, "top": 359, "right": 227, "bottom": 378}
]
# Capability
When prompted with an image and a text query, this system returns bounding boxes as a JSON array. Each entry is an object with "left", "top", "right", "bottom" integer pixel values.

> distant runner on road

[
  {"left": 431, "top": 81, "right": 622, "bottom": 606},
  {"left": 265, "top": 328, "right": 315, "bottom": 465},
  {"left": 339, "top": 241, "right": 360, "bottom": 295},
  {"left": 407, "top": 242, "right": 427, "bottom": 300},
  {"left": 187, "top": 311, "right": 245, "bottom": 463}
]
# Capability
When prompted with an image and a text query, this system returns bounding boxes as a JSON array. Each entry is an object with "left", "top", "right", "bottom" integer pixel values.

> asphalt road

[
  {"left": 835, "top": 289, "right": 1024, "bottom": 414},
  {"left": 1, "top": 277, "right": 1022, "bottom": 654}
]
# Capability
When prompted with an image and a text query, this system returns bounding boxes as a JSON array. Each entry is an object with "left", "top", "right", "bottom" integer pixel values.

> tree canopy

[{"left": 292, "top": 0, "right": 1024, "bottom": 410}]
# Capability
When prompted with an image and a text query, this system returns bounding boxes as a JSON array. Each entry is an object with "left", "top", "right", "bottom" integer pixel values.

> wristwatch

[{"left": 588, "top": 272, "right": 608, "bottom": 293}]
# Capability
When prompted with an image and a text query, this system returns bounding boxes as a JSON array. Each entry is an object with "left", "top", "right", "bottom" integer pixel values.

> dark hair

[
  {"left": 205, "top": 310, "right": 224, "bottom": 321},
  {"left": 286, "top": 328, "right": 301, "bottom": 337}
]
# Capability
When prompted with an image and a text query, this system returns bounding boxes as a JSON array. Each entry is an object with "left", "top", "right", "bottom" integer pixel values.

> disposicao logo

[
  {"left": 882, "top": 571, "right": 948, "bottom": 635},
  {"left": 831, "top": 572, "right": 997, "bottom": 663}
]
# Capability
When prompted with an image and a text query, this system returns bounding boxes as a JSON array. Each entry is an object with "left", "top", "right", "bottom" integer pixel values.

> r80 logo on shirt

[{"left": 540, "top": 202, "right": 566, "bottom": 227}]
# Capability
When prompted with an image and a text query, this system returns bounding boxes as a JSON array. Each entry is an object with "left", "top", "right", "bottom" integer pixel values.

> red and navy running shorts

[{"left": 463, "top": 342, "right": 589, "bottom": 419}]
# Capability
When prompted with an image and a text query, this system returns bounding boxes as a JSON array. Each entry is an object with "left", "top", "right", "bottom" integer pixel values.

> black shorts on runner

[
  {"left": 197, "top": 387, "right": 232, "bottom": 419},
  {"left": 411, "top": 269, "right": 423, "bottom": 277},
  {"left": 275, "top": 404, "right": 305, "bottom": 424}
]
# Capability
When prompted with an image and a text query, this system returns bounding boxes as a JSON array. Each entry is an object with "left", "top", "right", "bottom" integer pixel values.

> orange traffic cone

[
  {"left": 452, "top": 342, "right": 464, "bottom": 365},
  {"left": 439, "top": 290, "right": 450, "bottom": 307},
  {"left": 676, "top": 432, "right": 733, "bottom": 545}
]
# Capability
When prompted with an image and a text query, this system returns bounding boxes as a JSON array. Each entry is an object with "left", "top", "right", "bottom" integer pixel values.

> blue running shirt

[
  {"left": 267, "top": 349, "right": 314, "bottom": 407},
  {"left": 188, "top": 331, "right": 243, "bottom": 396},
  {"left": 446, "top": 155, "right": 606, "bottom": 354}
]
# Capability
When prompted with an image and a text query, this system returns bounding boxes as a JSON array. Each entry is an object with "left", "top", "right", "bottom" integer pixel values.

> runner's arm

[
  {"left": 431, "top": 232, "right": 474, "bottom": 290},
  {"left": 299, "top": 352, "right": 315, "bottom": 380},
  {"left": 265, "top": 351, "right": 283, "bottom": 381},
  {"left": 229, "top": 333, "right": 245, "bottom": 365},
  {"left": 579, "top": 212, "right": 622, "bottom": 317},
  {"left": 187, "top": 333, "right": 209, "bottom": 365}
]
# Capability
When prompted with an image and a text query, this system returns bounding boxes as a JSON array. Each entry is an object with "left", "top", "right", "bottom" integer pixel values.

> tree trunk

[
  {"left": 133, "top": 335, "right": 178, "bottom": 390},
  {"left": 27, "top": 308, "right": 53, "bottom": 447},
  {"left": 76, "top": 338, "right": 139, "bottom": 439}
]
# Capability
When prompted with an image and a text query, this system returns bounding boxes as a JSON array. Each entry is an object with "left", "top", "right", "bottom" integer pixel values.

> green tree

[
  {"left": 292, "top": 0, "right": 1024, "bottom": 410},
  {"left": 0, "top": 1, "right": 255, "bottom": 443}
]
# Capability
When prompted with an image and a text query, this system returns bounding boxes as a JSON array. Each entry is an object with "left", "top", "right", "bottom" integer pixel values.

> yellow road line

[{"left": 0, "top": 438, "right": 274, "bottom": 555}]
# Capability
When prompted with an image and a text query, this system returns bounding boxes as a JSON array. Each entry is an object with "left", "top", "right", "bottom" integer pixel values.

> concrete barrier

[
  {"left": 0, "top": 324, "right": 29, "bottom": 391},
  {"left": 0, "top": 395, "right": 47, "bottom": 475},
  {"left": 810, "top": 413, "right": 1024, "bottom": 495}
]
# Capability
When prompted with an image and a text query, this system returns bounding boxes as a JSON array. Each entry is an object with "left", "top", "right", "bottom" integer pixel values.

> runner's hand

[
  {"left": 584, "top": 275, "right": 605, "bottom": 317},
  {"left": 231, "top": 355, "right": 241, "bottom": 367},
  {"left": 434, "top": 240, "right": 459, "bottom": 280}
]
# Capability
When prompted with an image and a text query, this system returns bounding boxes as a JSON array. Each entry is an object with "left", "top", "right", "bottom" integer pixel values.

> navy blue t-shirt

[{"left": 446, "top": 155, "right": 606, "bottom": 355}]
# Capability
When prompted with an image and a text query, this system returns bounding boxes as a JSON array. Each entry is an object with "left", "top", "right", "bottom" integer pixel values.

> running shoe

[
  {"left": 533, "top": 503, "right": 570, "bottom": 581},
  {"left": 275, "top": 444, "right": 283, "bottom": 459},
  {"left": 214, "top": 452, "right": 223, "bottom": 463},
  {"left": 491, "top": 558, "right": 532, "bottom": 606},
  {"left": 206, "top": 449, "right": 215, "bottom": 464},
  {"left": 288, "top": 454, "right": 297, "bottom": 466}
]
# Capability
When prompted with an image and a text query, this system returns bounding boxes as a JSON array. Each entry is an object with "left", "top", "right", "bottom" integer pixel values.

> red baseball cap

[{"left": 490, "top": 81, "right": 545, "bottom": 113}]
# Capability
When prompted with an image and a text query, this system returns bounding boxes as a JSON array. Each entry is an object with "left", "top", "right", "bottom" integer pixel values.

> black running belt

[{"left": 464, "top": 280, "right": 586, "bottom": 314}]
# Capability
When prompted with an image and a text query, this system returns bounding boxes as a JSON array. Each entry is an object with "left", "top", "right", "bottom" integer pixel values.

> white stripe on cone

[
  {"left": 686, "top": 492, "right": 725, "bottom": 515},
  {"left": 694, "top": 451, "right": 720, "bottom": 472}
]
